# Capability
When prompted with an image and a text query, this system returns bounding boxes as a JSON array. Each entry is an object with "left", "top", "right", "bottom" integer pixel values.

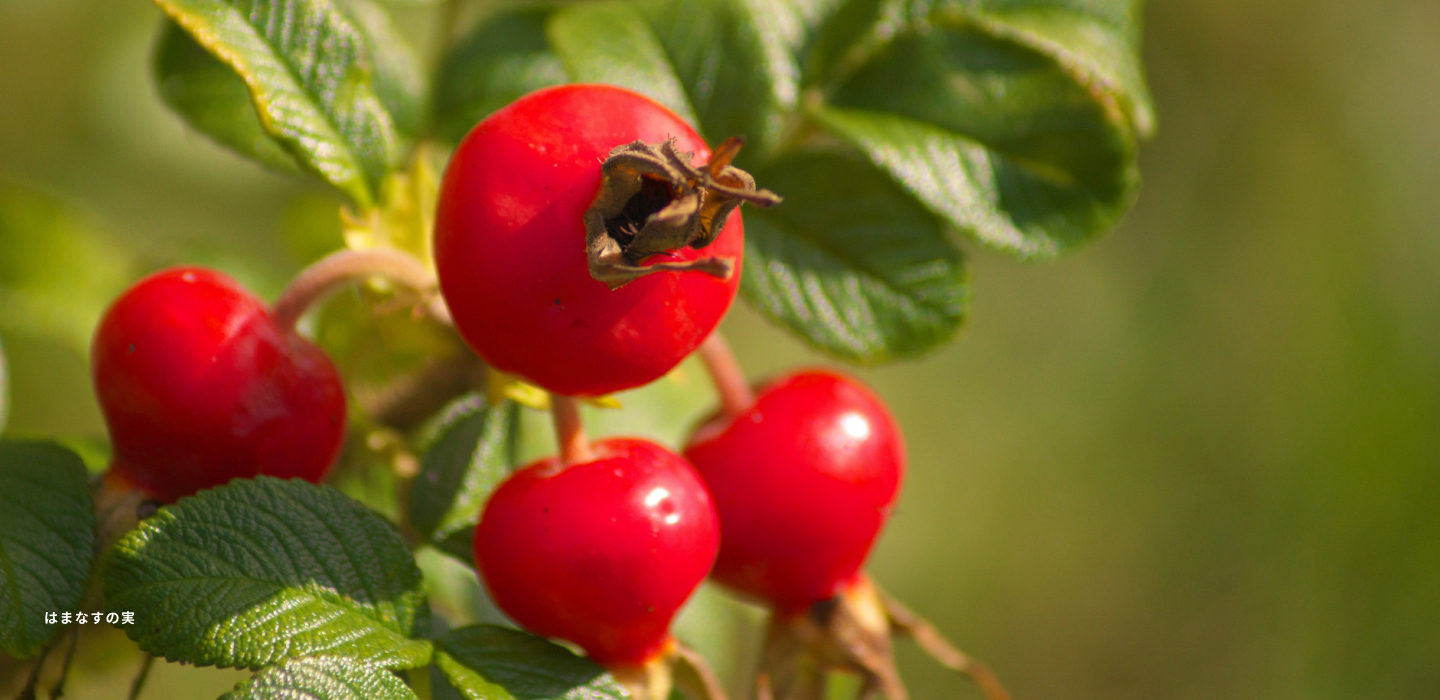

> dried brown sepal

[
  {"left": 879, "top": 590, "right": 1011, "bottom": 700},
  {"left": 584, "top": 136, "right": 782, "bottom": 289},
  {"left": 610, "top": 638, "right": 733, "bottom": 700},
  {"left": 757, "top": 576, "right": 1009, "bottom": 700},
  {"left": 673, "top": 640, "right": 732, "bottom": 700},
  {"left": 759, "top": 577, "right": 906, "bottom": 700}
]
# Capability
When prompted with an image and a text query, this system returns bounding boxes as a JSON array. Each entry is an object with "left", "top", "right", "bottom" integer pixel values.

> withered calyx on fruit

[{"left": 585, "top": 136, "right": 781, "bottom": 289}]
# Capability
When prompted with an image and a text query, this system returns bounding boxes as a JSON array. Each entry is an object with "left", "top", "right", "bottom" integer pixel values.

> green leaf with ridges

[
  {"left": 983, "top": 4, "right": 1154, "bottom": 137},
  {"left": 742, "top": 151, "right": 968, "bottom": 362},
  {"left": 153, "top": 21, "right": 307, "bottom": 176},
  {"left": 435, "top": 625, "right": 627, "bottom": 700},
  {"left": 811, "top": 106, "right": 1127, "bottom": 259},
  {"left": 805, "top": 0, "right": 1149, "bottom": 258},
  {"left": 221, "top": 655, "right": 419, "bottom": 700},
  {"left": 631, "top": 0, "right": 799, "bottom": 162},
  {"left": 0, "top": 441, "right": 95, "bottom": 658},
  {"left": 104, "top": 476, "right": 432, "bottom": 670},
  {"left": 410, "top": 395, "right": 518, "bottom": 547},
  {"left": 153, "top": 0, "right": 402, "bottom": 207},
  {"left": 434, "top": 0, "right": 797, "bottom": 163},
  {"left": 432, "top": 6, "right": 567, "bottom": 144},
  {"left": 338, "top": 0, "right": 428, "bottom": 137},
  {"left": 545, "top": 0, "right": 700, "bottom": 128}
]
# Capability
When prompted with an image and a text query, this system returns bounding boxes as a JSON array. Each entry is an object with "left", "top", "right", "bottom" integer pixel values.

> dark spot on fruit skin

[
  {"left": 128, "top": 344, "right": 135, "bottom": 354},
  {"left": 553, "top": 299, "right": 561, "bottom": 306}
]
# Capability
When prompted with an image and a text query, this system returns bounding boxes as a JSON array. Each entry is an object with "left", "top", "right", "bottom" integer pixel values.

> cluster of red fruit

[{"left": 90, "top": 86, "right": 985, "bottom": 700}]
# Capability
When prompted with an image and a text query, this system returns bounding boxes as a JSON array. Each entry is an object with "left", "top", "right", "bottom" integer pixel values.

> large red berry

[
  {"left": 92, "top": 268, "right": 346, "bottom": 502},
  {"left": 684, "top": 370, "right": 905, "bottom": 613},
  {"left": 434, "top": 84, "right": 747, "bottom": 397},
  {"left": 474, "top": 438, "right": 719, "bottom": 666}
]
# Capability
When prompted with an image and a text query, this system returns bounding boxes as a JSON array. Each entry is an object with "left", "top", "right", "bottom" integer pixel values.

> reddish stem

[
  {"left": 271, "top": 248, "right": 446, "bottom": 332},
  {"left": 550, "top": 394, "right": 594, "bottom": 466},
  {"left": 698, "top": 333, "right": 754, "bottom": 418}
]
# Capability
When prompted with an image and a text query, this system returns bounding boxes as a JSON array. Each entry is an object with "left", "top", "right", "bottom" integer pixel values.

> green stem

[
  {"left": 16, "top": 638, "right": 55, "bottom": 700},
  {"left": 126, "top": 653, "right": 154, "bottom": 700},
  {"left": 48, "top": 627, "right": 80, "bottom": 698}
]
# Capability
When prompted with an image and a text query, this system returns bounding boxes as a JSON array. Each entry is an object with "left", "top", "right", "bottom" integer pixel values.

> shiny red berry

[
  {"left": 434, "top": 84, "right": 747, "bottom": 397},
  {"left": 92, "top": 267, "right": 346, "bottom": 503},
  {"left": 473, "top": 438, "right": 719, "bottom": 666},
  {"left": 684, "top": 370, "right": 905, "bottom": 614}
]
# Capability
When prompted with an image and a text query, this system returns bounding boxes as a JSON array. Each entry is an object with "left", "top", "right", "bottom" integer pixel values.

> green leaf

[
  {"left": 221, "top": 655, "right": 419, "bottom": 700},
  {"left": 0, "top": 441, "right": 95, "bottom": 658},
  {"left": 338, "top": 0, "right": 428, "bottom": 137},
  {"left": 50, "top": 435, "right": 112, "bottom": 475},
  {"left": 806, "top": 0, "right": 1150, "bottom": 258},
  {"left": 432, "top": 529, "right": 478, "bottom": 567},
  {"left": 546, "top": 0, "right": 699, "bottom": 127},
  {"left": 153, "top": 0, "right": 403, "bottom": 207},
  {"left": 410, "top": 395, "right": 519, "bottom": 547},
  {"left": 432, "top": 6, "right": 567, "bottom": 144},
  {"left": 153, "top": 21, "right": 306, "bottom": 176},
  {"left": 985, "top": 2, "right": 1154, "bottom": 137},
  {"left": 630, "top": 0, "right": 800, "bottom": 161},
  {"left": 435, "top": 625, "right": 627, "bottom": 700},
  {"left": 434, "top": 0, "right": 798, "bottom": 161},
  {"left": 431, "top": 662, "right": 470, "bottom": 700},
  {"left": 741, "top": 150, "right": 968, "bottom": 362},
  {"left": 104, "top": 476, "right": 432, "bottom": 670},
  {"left": 539, "top": 0, "right": 798, "bottom": 163}
]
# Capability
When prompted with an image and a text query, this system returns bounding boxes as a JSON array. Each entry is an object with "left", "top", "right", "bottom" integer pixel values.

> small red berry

[
  {"left": 473, "top": 438, "right": 719, "bottom": 666},
  {"left": 435, "top": 84, "right": 769, "bottom": 397},
  {"left": 684, "top": 370, "right": 905, "bottom": 613},
  {"left": 92, "top": 267, "right": 346, "bottom": 503}
]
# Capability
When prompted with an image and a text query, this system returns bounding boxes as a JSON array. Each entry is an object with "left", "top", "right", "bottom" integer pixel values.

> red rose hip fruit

[
  {"left": 684, "top": 370, "right": 904, "bottom": 613},
  {"left": 435, "top": 84, "right": 774, "bottom": 397},
  {"left": 92, "top": 267, "right": 346, "bottom": 502},
  {"left": 473, "top": 437, "right": 719, "bottom": 666},
  {"left": 685, "top": 367, "right": 1008, "bottom": 700}
]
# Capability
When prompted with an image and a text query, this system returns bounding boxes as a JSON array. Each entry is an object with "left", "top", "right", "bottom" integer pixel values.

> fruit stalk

[
  {"left": 698, "top": 333, "right": 753, "bottom": 418},
  {"left": 550, "top": 393, "right": 593, "bottom": 465},
  {"left": 271, "top": 247, "right": 447, "bottom": 331}
]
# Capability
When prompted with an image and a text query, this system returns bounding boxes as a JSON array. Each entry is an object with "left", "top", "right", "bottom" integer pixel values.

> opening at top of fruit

[
  {"left": 605, "top": 175, "right": 677, "bottom": 248},
  {"left": 584, "top": 136, "right": 782, "bottom": 290}
]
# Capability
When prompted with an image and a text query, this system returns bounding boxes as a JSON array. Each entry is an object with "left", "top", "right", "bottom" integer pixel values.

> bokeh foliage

[{"left": 2, "top": 0, "right": 1438, "bottom": 699}]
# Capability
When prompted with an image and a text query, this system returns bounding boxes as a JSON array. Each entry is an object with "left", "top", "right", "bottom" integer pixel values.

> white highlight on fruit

[
  {"left": 645, "top": 486, "right": 680, "bottom": 524},
  {"left": 840, "top": 412, "right": 871, "bottom": 441}
]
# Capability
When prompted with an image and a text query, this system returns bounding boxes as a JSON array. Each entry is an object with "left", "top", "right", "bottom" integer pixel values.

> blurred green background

[{"left": 3, "top": 0, "right": 1438, "bottom": 698}]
